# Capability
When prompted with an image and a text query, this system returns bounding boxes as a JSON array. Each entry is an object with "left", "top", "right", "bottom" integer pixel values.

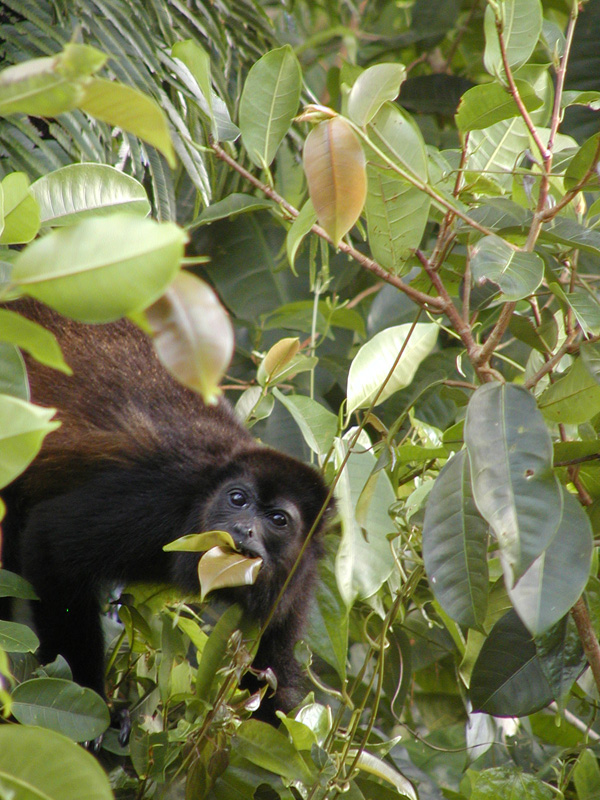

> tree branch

[{"left": 571, "top": 598, "right": 600, "bottom": 696}]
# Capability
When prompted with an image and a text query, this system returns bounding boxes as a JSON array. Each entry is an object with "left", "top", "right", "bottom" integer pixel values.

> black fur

[{"left": 0, "top": 300, "right": 331, "bottom": 721}]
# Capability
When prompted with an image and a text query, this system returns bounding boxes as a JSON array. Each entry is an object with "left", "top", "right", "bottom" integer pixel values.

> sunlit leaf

[
  {"left": 0, "top": 394, "right": 59, "bottom": 489},
  {"left": 303, "top": 116, "right": 367, "bottom": 246},
  {"left": 347, "top": 63, "right": 406, "bottom": 127},
  {"left": 0, "top": 43, "right": 106, "bottom": 117},
  {"left": 483, "top": 0, "right": 543, "bottom": 79},
  {"left": 30, "top": 163, "right": 150, "bottom": 226},
  {"left": 163, "top": 530, "right": 236, "bottom": 552},
  {"left": 80, "top": 78, "right": 175, "bottom": 168},
  {"left": 0, "top": 307, "right": 71, "bottom": 373},
  {"left": 233, "top": 720, "right": 316, "bottom": 784},
  {"left": 13, "top": 214, "right": 186, "bottom": 323},
  {"left": 346, "top": 322, "right": 438, "bottom": 415},
  {"left": 456, "top": 80, "right": 542, "bottom": 131},
  {"left": 145, "top": 270, "right": 233, "bottom": 405},
  {"left": 0, "top": 172, "right": 40, "bottom": 244},
  {"left": 273, "top": 388, "right": 338, "bottom": 456}
]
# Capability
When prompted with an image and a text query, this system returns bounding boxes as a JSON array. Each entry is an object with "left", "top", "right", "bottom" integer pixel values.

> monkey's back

[{"left": 9, "top": 299, "right": 255, "bottom": 498}]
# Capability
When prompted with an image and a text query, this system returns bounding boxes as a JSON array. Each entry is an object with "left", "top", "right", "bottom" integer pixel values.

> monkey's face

[{"left": 202, "top": 479, "right": 305, "bottom": 568}]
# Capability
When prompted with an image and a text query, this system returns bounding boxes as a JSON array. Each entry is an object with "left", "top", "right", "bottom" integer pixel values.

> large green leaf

[
  {"left": 464, "top": 383, "right": 562, "bottom": 582},
  {"left": 346, "top": 323, "right": 438, "bottom": 415},
  {"left": 30, "top": 163, "right": 150, "bottom": 226},
  {"left": 483, "top": 0, "right": 543, "bottom": 79},
  {"left": 422, "top": 450, "right": 489, "bottom": 630},
  {"left": 456, "top": 80, "right": 542, "bottom": 131},
  {"left": 239, "top": 45, "right": 302, "bottom": 169},
  {"left": 507, "top": 489, "right": 593, "bottom": 636},
  {"left": 12, "top": 214, "right": 185, "bottom": 323},
  {"left": 469, "top": 766, "right": 553, "bottom": 800},
  {"left": 470, "top": 610, "right": 552, "bottom": 716},
  {"left": 11, "top": 678, "right": 110, "bottom": 742},
  {"left": 0, "top": 620, "right": 39, "bottom": 653},
  {"left": 0, "top": 726, "right": 113, "bottom": 800},
  {"left": 233, "top": 720, "right": 316, "bottom": 785},
  {"left": 466, "top": 118, "right": 529, "bottom": 190},
  {"left": 306, "top": 559, "right": 349, "bottom": 683},
  {"left": 538, "top": 357, "right": 600, "bottom": 424},
  {"left": 0, "top": 569, "right": 37, "bottom": 600},
  {"left": 471, "top": 235, "right": 543, "bottom": 301}
]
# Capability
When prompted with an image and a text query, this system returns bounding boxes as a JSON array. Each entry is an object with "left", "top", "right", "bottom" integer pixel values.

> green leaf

[
  {"left": 471, "top": 235, "right": 543, "bottom": 301},
  {"left": 0, "top": 394, "right": 59, "bottom": 489},
  {"left": 304, "top": 116, "right": 367, "bottom": 246},
  {"left": 233, "top": 720, "right": 316, "bottom": 784},
  {"left": 163, "top": 530, "right": 236, "bottom": 552},
  {"left": 564, "top": 132, "right": 600, "bottom": 191},
  {"left": 30, "top": 163, "right": 150, "bottom": 226},
  {"left": 465, "top": 383, "right": 562, "bottom": 582},
  {"left": 145, "top": 270, "right": 234, "bottom": 405},
  {"left": 12, "top": 214, "right": 186, "bottom": 323},
  {"left": 306, "top": 560, "right": 348, "bottom": 683},
  {"left": 470, "top": 610, "right": 553, "bottom": 716},
  {"left": 79, "top": 78, "right": 175, "bottom": 168},
  {"left": 469, "top": 765, "right": 553, "bottom": 800},
  {"left": 365, "top": 164, "right": 430, "bottom": 274},
  {"left": 347, "top": 63, "right": 406, "bottom": 127},
  {"left": 507, "top": 489, "right": 592, "bottom": 636},
  {"left": 566, "top": 290, "right": 600, "bottom": 336},
  {"left": 0, "top": 725, "right": 113, "bottom": 800},
  {"left": 0, "top": 172, "right": 40, "bottom": 244},
  {"left": 286, "top": 199, "right": 317, "bottom": 270},
  {"left": 171, "top": 39, "right": 214, "bottom": 134},
  {"left": 536, "top": 615, "right": 586, "bottom": 705},
  {"left": 538, "top": 357, "right": 600, "bottom": 424},
  {"left": 0, "top": 569, "right": 37, "bottom": 599},
  {"left": 541, "top": 217, "right": 600, "bottom": 256},
  {"left": 367, "top": 102, "right": 429, "bottom": 182},
  {"left": 196, "top": 604, "right": 249, "bottom": 700},
  {"left": 273, "top": 388, "right": 338, "bottom": 456},
  {"left": 422, "top": 451, "right": 489, "bottom": 630},
  {"left": 483, "top": 0, "right": 543, "bottom": 79},
  {"left": 190, "top": 194, "right": 274, "bottom": 228},
  {"left": 0, "top": 44, "right": 106, "bottom": 117},
  {"left": 0, "top": 308, "right": 71, "bottom": 373},
  {"left": 456, "top": 80, "right": 542, "bottom": 131},
  {"left": 0, "top": 343, "right": 28, "bottom": 399},
  {"left": 573, "top": 749, "right": 600, "bottom": 800},
  {"left": 333, "top": 438, "right": 396, "bottom": 606},
  {"left": 346, "top": 323, "right": 438, "bottom": 416},
  {"left": 0, "top": 620, "right": 39, "bottom": 653},
  {"left": 11, "top": 678, "right": 110, "bottom": 742},
  {"left": 466, "top": 118, "right": 529, "bottom": 190},
  {"left": 239, "top": 45, "right": 302, "bottom": 169}
]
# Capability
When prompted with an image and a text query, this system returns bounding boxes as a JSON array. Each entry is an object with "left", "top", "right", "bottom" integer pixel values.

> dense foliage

[{"left": 1, "top": 0, "right": 600, "bottom": 798}]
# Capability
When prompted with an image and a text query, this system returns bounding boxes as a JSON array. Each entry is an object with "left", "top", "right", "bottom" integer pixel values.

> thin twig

[{"left": 571, "top": 598, "right": 600, "bottom": 696}]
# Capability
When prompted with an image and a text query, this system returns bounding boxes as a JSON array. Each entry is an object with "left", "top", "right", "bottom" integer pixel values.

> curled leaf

[{"left": 198, "top": 547, "right": 262, "bottom": 602}]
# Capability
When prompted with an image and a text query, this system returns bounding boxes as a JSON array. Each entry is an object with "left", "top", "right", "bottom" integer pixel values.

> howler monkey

[{"left": 0, "top": 299, "right": 331, "bottom": 722}]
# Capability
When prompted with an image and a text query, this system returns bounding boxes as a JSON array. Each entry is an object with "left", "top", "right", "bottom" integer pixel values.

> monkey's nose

[{"left": 232, "top": 521, "right": 253, "bottom": 538}]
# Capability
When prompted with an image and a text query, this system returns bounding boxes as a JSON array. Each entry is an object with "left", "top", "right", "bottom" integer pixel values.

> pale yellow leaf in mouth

[{"left": 198, "top": 546, "right": 263, "bottom": 602}]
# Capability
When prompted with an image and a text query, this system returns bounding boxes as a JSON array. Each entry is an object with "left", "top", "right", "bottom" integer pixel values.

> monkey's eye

[
  {"left": 269, "top": 511, "right": 288, "bottom": 528},
  {"left": 228, "top": 490, "right": 247, "bottom": 507}
]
